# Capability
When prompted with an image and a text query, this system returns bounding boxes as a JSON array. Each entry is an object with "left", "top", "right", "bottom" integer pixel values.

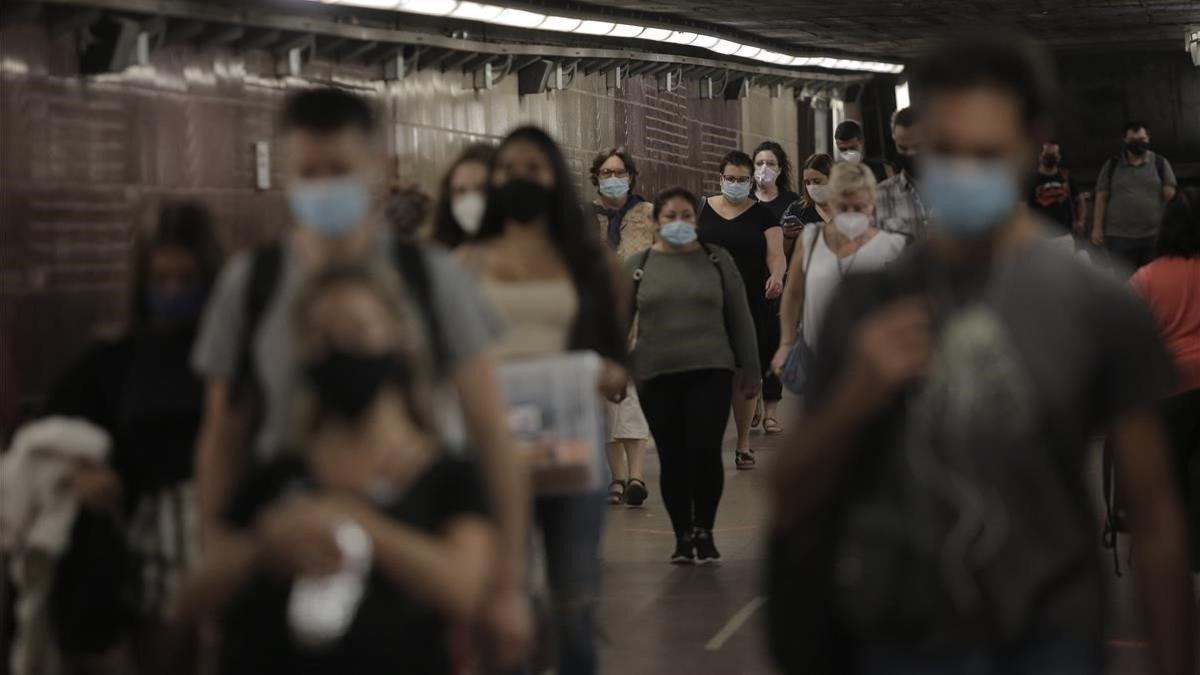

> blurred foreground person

[
  {"left": 1130, "top": 187, "right": 1200, "bottom": 578},
  {"left": 191, "top": 88, "right": 531, "bottom": 666},
  {"left": 627, "top": 187, "right": 759, "bottom": 564},
  {"left": 589, "top": 147, "right": 653, "bottom": 507},
  {"left": 383, "top": 183, "right": 432, "bottom": 241},
  {"left": 178, "top": 264, "right": 494, "bottom": 674},
  {"left": 462, "top": 126, "right": 627, "bottom": 675},
  {"left": 12, "top": 202, "right": 218, "bottom": 674},
  {"left": 432, "top": 144, "right": 494, "bottom": 249},
  {"left": 768, "top": 36, "right": 1192, "bottom": 675}
]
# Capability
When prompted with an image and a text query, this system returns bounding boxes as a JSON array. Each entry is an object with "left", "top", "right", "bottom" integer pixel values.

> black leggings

[{"left": 638, "top": 369, "right": 733, "bottom": 536}]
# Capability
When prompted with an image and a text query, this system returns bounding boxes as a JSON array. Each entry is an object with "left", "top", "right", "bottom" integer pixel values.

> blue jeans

[
  {"left": 532, "top": 492, "right": 606, "bottom": 675},
  {"left": 859, "top": 638, "right": 1101, "bottom": 675}
]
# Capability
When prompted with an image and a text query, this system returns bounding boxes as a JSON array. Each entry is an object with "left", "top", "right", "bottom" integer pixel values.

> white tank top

[{"left": 801, "top": 227, "right": 906, "bottom": 349}]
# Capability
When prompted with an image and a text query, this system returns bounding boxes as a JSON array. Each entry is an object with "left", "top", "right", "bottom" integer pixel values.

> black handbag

[{"left": 49, "top": 509, "right": 139, "bottom": 654}]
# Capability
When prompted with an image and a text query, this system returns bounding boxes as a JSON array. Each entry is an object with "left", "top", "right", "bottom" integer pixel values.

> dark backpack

[{"left": 1097, "top": 153, "right": 1168, "bottom": 193}]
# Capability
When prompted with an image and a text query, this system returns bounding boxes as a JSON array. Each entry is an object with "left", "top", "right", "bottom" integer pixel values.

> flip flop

[
  {"left": 607, "top": 480, "right": 626, "bottom": 505},
  {"left": 751, "top": 397, "right": 764, "bottom": 428}
]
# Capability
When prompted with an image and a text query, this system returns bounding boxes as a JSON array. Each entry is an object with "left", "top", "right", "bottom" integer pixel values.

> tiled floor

[{"left": 593, "top": 399, "right": 1180, "bottom": 675}]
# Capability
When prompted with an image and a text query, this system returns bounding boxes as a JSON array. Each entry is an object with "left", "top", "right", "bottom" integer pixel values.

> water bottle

[{"left": 287, "top": 518, "right": 373, "bottom": 649}]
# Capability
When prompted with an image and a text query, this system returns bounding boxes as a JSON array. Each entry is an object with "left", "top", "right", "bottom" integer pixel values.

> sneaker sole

[
  {"left": 696, "top": 557, "right": 722, "bottom": 566},
  {"left": 670, "top": 556, "right": 695, "bottom": 565}
]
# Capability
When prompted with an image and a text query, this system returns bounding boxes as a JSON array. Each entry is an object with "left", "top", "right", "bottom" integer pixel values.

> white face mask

[
  {"left": 450, "top": 192, "right": 487, "bottom": 235},
  {"left": 807, "top": 183, "right": 831, "bottom": 204},
  {"left": 833, "top": 211, "right": 871, "bottom": 239},
  {"left": 838, "top": 149, "right": 863, "bottom": 163}
]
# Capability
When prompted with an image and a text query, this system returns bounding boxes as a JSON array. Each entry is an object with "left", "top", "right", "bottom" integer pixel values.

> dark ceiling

[{"left": 539, "top": 0, "right": 1200, "bottom": 60}]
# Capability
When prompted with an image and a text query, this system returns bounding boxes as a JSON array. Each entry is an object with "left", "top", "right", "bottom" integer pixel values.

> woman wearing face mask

[
  {"left": 460, "top": 126, "right": 627, "bottom": 675},
  {"left": 772, "top": 154, "right": 834, "bottom": 375},
  {"left": 626, "top": 187, "right": 760, "bottom": 565},
  {"left": 431, "top": 144, "right": 495, "bottom": 249},
  {"left": 774, "top": 162, "right": 905, "bottom": 383},
  {"left": 39, "top": 201, "right": 220, "bottom": 674},
  {"left": 178, "top": 263, "right": 494, "bottom": 675},
  {"left": 589, "top": 147, "right": 655, "bottom": 507},
  {"left": 698, "top": 150, "right": 786, "bottom": 469}
]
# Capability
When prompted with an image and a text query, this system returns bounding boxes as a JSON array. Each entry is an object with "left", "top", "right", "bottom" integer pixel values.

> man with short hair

[
  {"left": 192, "top": 87, "right": 532, "bottom": 665},
  {"left": 874, "top": 107, "right": 927, "bottom": 240},
  {"left": 770, "top": 36, "right": 1192, "bottom": 675},
  {"left": 1091, "top": 121, "right": 1178, "bottom": 275},
  {"left": 834, "top": 119, "right": 894, "bottom": 183}
]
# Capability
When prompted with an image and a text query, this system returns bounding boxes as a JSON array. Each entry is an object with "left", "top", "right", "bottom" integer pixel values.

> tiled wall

[{"left": 0, "top": 19, "right": 802, "bottom": 401}]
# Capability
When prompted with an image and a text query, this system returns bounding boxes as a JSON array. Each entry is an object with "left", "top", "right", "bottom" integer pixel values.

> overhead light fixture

[
  {"left": 734, "top": 45, "right": 761, "bottom": 58},
  {"left": 690, "top": 35, "right": 719, "bottom": 49},
  {"left": 666, "top": 31, "right": 698, "bottom": 45},
  {"left": 339, "top": 0, "right": 403, "bottom": 7},
  {"left": 451, "top": 2, "right": 503, "bottom": 20},
  {"left": 638, "top": 28, "right": 671, "bottom": 41},
  {"left": 539, "top": 15, "right": 581, "bottom": 32},
  {"left": 573, "top": 20, "right": 616, "bottom": 35},
  {"left": 712, "top": 40, "right": 741, "bottom": 55},
  {"left": 608, "top": 24, "right": 645, "bottom": 38},
  {"left": 395, "top": 0, "right": 457, "bottom": 15},
  {"left": 493, "top": 8, "right": 545, "bottom": 27}
]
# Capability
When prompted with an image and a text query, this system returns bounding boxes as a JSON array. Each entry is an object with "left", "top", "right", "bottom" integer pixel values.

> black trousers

[
  {"left": 762, "top": 298, "right": 783, "bottom": 402},
  {"left": 638, "top": 369, "right": 733, "bottom": 536},
  {"left": 1164, "top": 388, "right": 1200, "bottom": 571}
]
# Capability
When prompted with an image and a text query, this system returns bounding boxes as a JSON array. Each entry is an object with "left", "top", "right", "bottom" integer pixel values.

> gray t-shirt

[
  {"left": 1096, "top": 151, "right": 1177, "bottom": 238},
  {"left": 808, "top": 238, "right": 1175, "bottom": 648},
  {"left": 192, "top": 234, "right": 501, "bottom": 458}
]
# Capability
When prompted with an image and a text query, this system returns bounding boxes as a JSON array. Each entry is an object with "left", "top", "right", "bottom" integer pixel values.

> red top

[{"left": 1131, "top": 257, "right": 1200, "bottom": 395}]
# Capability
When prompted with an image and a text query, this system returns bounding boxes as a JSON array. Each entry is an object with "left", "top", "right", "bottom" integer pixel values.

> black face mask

[
  {"left": 304, "top": 348, "right": 408, "bottom": 422},
  {"left": 895, "top": 154, "right": 918, "bottom": 178},
  {"left": 1126, "top": 139, "right": 1148, "bottom": 156},
  {"left": 1040, "top": 154, "right": 1059, "bottom": 168},
  {"left": 495, "top": 178, "right": 552, "bottom": 223}
]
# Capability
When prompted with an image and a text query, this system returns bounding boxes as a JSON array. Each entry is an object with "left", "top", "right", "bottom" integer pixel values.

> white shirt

[{"left": 801, "top": 227, "right": 906, "bottom": 349}]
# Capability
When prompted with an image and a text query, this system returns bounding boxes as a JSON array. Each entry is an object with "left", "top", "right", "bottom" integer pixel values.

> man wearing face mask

[
  {"left": 834, "top": 119, "right": 895, "bottom": 184},
  {"left": 1027, "top": 140, "right": 1082, "bottom": 249},
  {"left": 1092, "top": 121, "right": 1178, "bottom": 276},
  {"left": 874, "top": 107, "right": 927, "bottom": 241},
  {"left": 769, "top": 36, "right": 1191, "bottom": 675},
  {"left": 192, "top": 88, "right": 534, "bottom": 666}
]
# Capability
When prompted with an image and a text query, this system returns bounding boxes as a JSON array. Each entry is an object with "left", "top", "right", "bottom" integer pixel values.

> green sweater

[{"left": 624, "top": 245, "right": 761, "bottom": 385}]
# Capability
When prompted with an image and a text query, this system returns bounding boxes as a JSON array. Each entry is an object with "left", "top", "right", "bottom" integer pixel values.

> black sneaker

[
  {"left": 693, "top": 528, "right": 721, "bottom": 565},
  {"left": 670, "top": 535, "right": 695, "bottom": 565}
]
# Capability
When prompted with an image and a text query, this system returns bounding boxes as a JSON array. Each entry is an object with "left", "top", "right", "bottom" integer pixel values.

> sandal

[
  {"left": 735, "top": 449, "right": 756, "bottom": 470},
  {"left": 763, "top": 417, "right": 783, "bottom": 435},
  {"left": 751, "top": 397, "right": 764, "bottom": 428},
  {"left": 608, "top": 480, "right": 626, "bottom": 505},
  {"left": 625, "top": 478, "right": 649, "bottom": 507}
]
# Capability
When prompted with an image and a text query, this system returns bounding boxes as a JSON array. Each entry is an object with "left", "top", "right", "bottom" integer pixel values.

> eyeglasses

[
  {"left": 597, "top": 169, "right": 629, "bottom": 179},
  {"left": 722, "top": 175, "right": 753, "bottom": 184}
]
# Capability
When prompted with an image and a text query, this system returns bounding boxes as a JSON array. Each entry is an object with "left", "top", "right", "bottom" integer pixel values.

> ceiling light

[
  {"left": 608, "top": 24, "right": 645, "bottom": 38},
  {"left": 539, "top": 15, "right": 581, "bottom": 31},
  {"left": 690, "top": 35, "right": 719, "bottom": 49},
  {"left": 339, "top": 0, "right": 402, "bottom": 7},
  {"left": 666, "top": 31, "right": 698, "bottom": 45},
  {"left": 574, "top": 20, "right": 615, "bottom": 35},
  {"left": 395, "top": 0, "right": 457, "bottom": 15},
  {"left": 493, "top": 8, "right": 545, "bottom": 27},
  {"left": 712, "top": 40, "right": 741, "bottom": 55},
  {"left": 734, "top": 45, "right": 761, "bottom": 58},
  {"left": 638, "top": 27, "right": 671, "bottom": 41},
  {"left": 451, "top": 2, "right": 502, "bottom": 20},
  {"left": 786, "top": 56, "right": 814, "bottom": 66}
]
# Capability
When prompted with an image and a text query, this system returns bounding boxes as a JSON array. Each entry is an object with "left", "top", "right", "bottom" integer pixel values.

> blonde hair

[
  {"left": 827, "top": 160, "right": 878, "bottom": 200},
  {"left": 291, "top": 262, "right": 438, "bottom": 438}
]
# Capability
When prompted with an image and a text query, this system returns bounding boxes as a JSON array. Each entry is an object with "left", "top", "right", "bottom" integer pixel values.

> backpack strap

[
  {"left": 393, "top": 241, "right": 449, "bottom": 372},
  {"left": 232, "top": 241, "right": 284, "bottom": 404},
  {"left": 1154, "top": 153, "right": 1166, "bottom": 183}
]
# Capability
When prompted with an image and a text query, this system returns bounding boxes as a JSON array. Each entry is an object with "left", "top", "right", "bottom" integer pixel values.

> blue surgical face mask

[
  {"left": 919, "top": 156, "right": 1019, "bottom": 236},
  {"left": 598, "top": 177, "right": 631, "bottom": 200},
  {"left": 659, "top": 220, "right": 698, "bottom": 247},
  {"left": 287, "top": 176, "right": 370, "bottom": 237},
  {"left": 721, "top": 180, "right": 751, "bottom": 203}
]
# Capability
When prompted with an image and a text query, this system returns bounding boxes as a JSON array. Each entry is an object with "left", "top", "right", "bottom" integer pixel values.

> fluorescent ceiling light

[
  {"left": 395, "top": 0, "right": 457, "bottom": 15},
  {"left": 754, "top": 50, "right": 783, "bottom": 63},
  {"left": 451, "top": 2, "right": 502, "bottom": 20},
  {"left": 608, "top": 24, "right": 645, "bottom": 38},
  {"left": 539, "top": 15, "right": 581, "bottom": 31},
  {"left": 734, "top": 45, "right": 761, "bottom": 58},
  {"left": 638, "top": 27, "right": 671, "bottom": 41},
  {"left": 574, "top": 20, "right": 615, "bottom": 35},
  {"left": 712, "top": 40, "right": 741, "bottom": 55},
  {"left": 339, "top": 0, "right": 402, "bottom": 7},
  {"left": 690, "top": 35, "right": 719, "bottom": 49},
  {"left": 666, "top": 31, "right": 698, "bottom": 45},
  {"left": 493, "top": 8, "right": 545, "bottom": 27}
]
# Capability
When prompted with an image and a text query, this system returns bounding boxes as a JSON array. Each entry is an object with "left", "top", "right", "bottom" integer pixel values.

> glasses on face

[
  {"left": 598, "top": 169, "right": 629, "bottom": 179},
  {"left": 722, "top": 175, "right": 753, "bottom": 184}
]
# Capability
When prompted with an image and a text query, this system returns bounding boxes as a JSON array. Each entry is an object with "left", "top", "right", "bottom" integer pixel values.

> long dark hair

[
  {"left": 129, "top": 201, "right": 221, "bottom": 330},
  {"left": 1156, "top": 186, "right": 1200, "bottom": 260},
  {"left": 799, "top": 153, "right": 834, "bottom": 209},
  {"left": 751, "top": 141, "right": 794, "bottom": 193},
  {"left": 431, "top": 144, "right": 495, "bottom": 249},
  {"left": 477, "top": 127, "right": 626, "bottom": 362}
]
